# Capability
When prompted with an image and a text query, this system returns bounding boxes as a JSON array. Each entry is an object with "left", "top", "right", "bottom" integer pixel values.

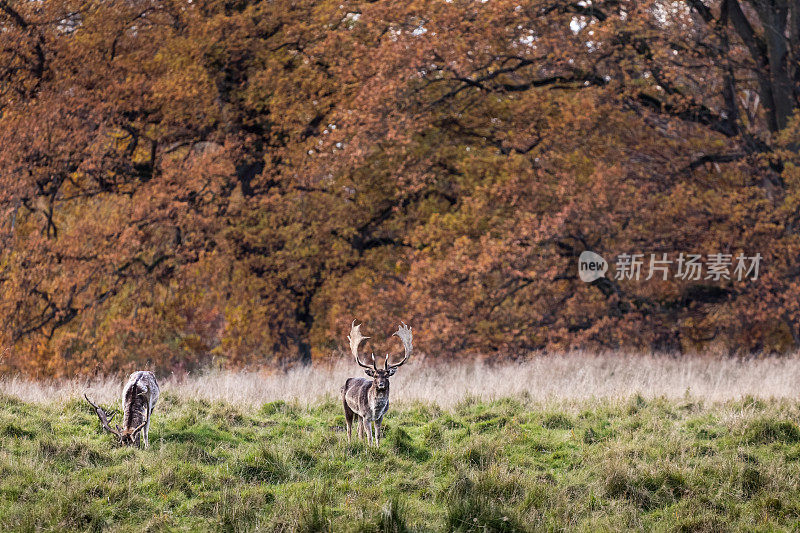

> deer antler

[
  {"left": 389, "top": 322, "right": 413, "bottom": 369},
  {"left": 84, "top": 393, "right": 122, "bottom": 437},
  {"left": 131, "top": 411, "right": 150, "bottom": 438},
  {"left": 348, "top": 320, "right": 372, "bottom": 369}
]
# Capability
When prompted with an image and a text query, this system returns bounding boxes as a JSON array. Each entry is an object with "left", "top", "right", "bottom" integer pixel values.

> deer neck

[{"left": 369, "top": 382, "right": 389, "bottom": 407}]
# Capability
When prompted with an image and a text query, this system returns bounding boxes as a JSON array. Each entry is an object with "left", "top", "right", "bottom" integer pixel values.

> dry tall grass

[{"left": 2, "top": 352, "right": 799, "bottom": 407}]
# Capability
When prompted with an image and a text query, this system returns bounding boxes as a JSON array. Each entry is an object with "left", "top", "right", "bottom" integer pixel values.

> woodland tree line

[{"left": 1, "top": 0, "right": 800, "bottom": 376}]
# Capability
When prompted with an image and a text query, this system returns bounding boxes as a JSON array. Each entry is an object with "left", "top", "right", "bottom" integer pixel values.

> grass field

[{"left": 3, "top": 365, "right": 800, "bottom": 531}]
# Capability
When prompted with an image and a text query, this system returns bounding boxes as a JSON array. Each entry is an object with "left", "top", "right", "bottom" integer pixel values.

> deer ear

[
  {"left": 364, "top": 369, "right": 375, "bottom": 377},
  {"left": 387, "top": 368, "right": 397, "bottom": 376}
]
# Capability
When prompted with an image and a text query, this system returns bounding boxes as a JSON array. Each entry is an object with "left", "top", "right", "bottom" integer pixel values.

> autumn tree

[{"left": 1, "top": 0, "right": 799, "bottom": 377}]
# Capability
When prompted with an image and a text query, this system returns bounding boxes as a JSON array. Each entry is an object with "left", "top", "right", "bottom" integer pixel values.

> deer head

[
  {"left": 84, "top": 393, "right": 149, "bottom": 446},
  {"left": 348, "top": 320, "right": 413, "bottom": 392}
]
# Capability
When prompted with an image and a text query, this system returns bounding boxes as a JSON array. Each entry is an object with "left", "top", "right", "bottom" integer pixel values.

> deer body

[
  {"left": 342, "top": 321, "right": 412, "bottom": 447},
  {"left": 342, "top": 377, "right": 391, "bottom": 445},
  {"left": 121, "top": 371, "right": 159, "bottom": 447},
  {"left": 85, "top": 370, "right": 159, "bottom": 448}
]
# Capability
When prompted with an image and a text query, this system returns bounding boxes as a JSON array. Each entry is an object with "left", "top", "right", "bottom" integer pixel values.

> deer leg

[
  {"left": 357, "top": 416, "right": 364, "bottom": 440},
  {"left": 343, "top": 400, "right": 354, "bottom": 443},
  {"left": 143, "top": 410, "right": 152, "bottom": 449},
  {"left": 374, "top": 418, "right": 382, "bottom": 447}
]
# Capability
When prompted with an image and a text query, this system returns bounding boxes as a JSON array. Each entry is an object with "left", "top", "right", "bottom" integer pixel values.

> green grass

[{"left": 3, "top": 393, "right": 800, "bottom": 531}]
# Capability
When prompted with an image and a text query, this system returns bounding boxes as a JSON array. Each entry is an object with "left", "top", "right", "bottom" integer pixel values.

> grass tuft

[
  {"left": 542, "top": 412, "right": 573, "bottom": 429},
  {"left": 236, "top": 444, "right": 289, "bottom": 483},
  {"left": 743, "top": 418, "right": 800, "bottom": 444}
]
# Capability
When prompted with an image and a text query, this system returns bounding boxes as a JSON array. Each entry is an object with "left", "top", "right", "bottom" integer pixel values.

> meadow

[{"left": 3, "top": 354, "right": 800, "bottom": 531}]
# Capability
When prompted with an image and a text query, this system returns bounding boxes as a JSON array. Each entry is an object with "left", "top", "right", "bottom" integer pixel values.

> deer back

[{"left": 122, "top": 371, "right": 159, "bottom": 431}]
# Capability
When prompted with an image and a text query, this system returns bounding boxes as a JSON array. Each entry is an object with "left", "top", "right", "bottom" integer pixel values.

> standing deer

[
  {"left": 84, "top": 370, "right": 160, "bottom": 448},
  {"left": 342, "top": 320, "right": 412, "bottom": 446}
]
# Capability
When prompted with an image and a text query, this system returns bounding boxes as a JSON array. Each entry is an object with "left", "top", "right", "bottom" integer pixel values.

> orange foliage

[{"left": 0, "top": 0, "right": 799, "bottom": 376}]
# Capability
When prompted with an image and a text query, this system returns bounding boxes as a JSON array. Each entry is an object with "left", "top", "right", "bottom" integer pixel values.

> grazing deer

[
  {"left": 342, "top": 320, "right": 412, "bottom": 446},
  {"left": 84, "top": 371, "right": 160, "bottom": 448}
]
